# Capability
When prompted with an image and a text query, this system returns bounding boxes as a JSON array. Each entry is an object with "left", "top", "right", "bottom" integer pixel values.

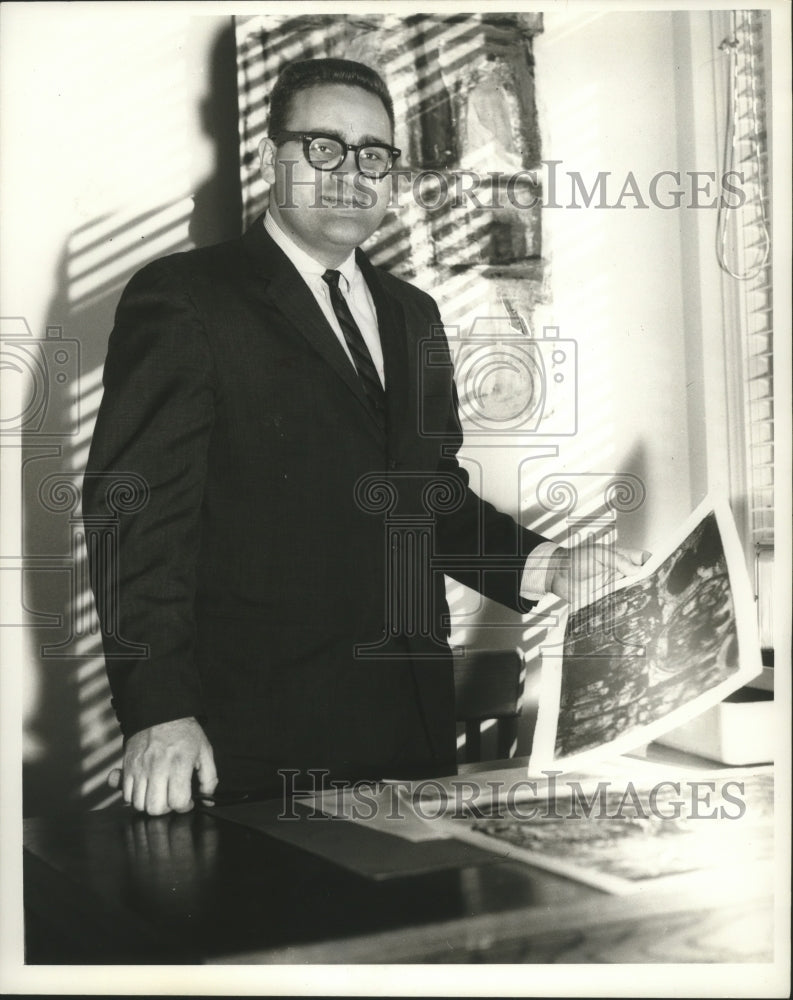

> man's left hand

[{"left": 550, "top": 540, "right": 650, "bottom": 609}]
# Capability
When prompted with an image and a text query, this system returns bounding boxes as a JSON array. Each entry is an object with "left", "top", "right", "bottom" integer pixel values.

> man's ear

[{"left": 258, "top": 137, "right": 276, "bottom": 186}]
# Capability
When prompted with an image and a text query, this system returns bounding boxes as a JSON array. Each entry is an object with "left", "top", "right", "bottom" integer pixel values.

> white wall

[
  {"left": 1, "top": 6, "right": 239, "bottom": 814},
  {"left": 532, "top": 8, "right": 693, "bottom": 546},
  {"left": 454, "top": 11, "right": 697, "bottom": 674},
  {"left": 1, "top": 9, "right": 237, "bottom": 340}
]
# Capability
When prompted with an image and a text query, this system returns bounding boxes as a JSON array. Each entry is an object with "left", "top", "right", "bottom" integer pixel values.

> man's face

[{"left": 261, "top": 84, "right": 393, "bottom": 266}]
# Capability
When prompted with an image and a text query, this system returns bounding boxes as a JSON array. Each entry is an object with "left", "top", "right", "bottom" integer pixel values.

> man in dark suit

[{"left": 85, "top": 58, "right": 645, "bottom": 815}]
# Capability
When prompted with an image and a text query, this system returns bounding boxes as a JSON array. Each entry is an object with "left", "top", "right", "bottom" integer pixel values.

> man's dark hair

[{"left": 268, "top": 58, "right": 395, "bottom": 138}]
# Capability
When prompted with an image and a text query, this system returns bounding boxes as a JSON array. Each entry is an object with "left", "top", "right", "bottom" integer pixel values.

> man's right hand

[{"left": 108, "top": 717, "right": 218, "bottom": 816}]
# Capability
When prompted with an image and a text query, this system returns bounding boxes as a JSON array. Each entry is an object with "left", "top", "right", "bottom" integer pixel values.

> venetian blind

[{"left": 716, "top": 9, "right": 774, "bottom": 648}]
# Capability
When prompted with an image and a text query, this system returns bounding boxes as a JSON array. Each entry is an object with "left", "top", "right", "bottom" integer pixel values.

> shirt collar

[{"left": 264, "top": 212, "right": 357, "bottom": 292}]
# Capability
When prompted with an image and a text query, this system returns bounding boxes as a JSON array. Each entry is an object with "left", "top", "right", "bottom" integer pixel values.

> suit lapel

[
  {"left": 242, "top": 219, "right": 385, "bottom": 442},
  {"left": 241, "top": 218, "right": 414, "bottom": 452},
  {"left": 356, "top": 248, "right": 410, "bottom": 458}
]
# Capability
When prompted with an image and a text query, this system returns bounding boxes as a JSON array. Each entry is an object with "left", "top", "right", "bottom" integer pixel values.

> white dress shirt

[
  {"left": 264, "top": 212, "right": 385, "bottom": 387},
  {"left": 263, "top": 211, "right": 558, "bottom": 601}
]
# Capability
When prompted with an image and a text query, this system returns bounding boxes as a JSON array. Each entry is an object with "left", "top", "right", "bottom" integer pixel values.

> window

[{"left": 715, "top": 9, "right": 774, "bottom": 651}]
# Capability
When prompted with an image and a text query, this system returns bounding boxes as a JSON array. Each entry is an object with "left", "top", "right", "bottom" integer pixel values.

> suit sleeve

[
  {"left": 83, "top": 259, "right": 216, "bottom": 738},
  {"left": 425, "top": 300, "right": 550, "bottom": 614}
]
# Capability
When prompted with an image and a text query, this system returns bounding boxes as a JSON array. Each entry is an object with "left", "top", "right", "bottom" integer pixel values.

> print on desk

[
  {"left": 463, "top": 771, "right": 774, "bottom": 895},
  {"left": 529, "top": 497, "right": 763, "bottom": 773}
]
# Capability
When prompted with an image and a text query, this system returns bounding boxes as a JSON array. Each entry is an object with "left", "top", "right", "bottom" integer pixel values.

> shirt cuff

[{"left": 520, "top": 541, "right": 566, "bottom": 601}]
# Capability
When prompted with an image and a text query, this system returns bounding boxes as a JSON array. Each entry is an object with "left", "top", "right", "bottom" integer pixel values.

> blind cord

[{"left": 716, "top": 10, "right": 771, "bottom": 281}]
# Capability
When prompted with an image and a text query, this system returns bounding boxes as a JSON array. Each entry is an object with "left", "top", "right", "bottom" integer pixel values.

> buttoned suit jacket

[{"left": 84, "top": 217, "right": 548, "bottom": 792}]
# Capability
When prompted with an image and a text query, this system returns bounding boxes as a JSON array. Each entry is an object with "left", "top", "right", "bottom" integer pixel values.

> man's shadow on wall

[{"left": 23, "top": 24, "right": 242, "bottom": 816}]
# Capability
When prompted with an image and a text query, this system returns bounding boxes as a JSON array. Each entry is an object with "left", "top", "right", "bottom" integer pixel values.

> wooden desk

[{"left": 23, "top": 760, "right": 774, "bottom": 964}]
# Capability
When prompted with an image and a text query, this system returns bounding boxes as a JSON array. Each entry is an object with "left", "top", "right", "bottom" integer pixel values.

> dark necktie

[{"left": 322, "top": 269, "right": 386, "bottom": 429}]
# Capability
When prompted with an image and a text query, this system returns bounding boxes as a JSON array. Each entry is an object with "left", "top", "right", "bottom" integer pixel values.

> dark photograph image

[{"left": 555, "top": 511, "right": 741, "bottom": 758}]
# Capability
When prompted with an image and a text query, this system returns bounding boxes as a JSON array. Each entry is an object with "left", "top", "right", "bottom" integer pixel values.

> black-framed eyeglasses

[{"left": 269, "top": 131, "right": 401, "bottom": 178}]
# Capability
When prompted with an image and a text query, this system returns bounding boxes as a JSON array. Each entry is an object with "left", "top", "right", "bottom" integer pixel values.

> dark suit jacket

[{"left": 84, "top": 217, "right": 548, "bottom": 791}]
